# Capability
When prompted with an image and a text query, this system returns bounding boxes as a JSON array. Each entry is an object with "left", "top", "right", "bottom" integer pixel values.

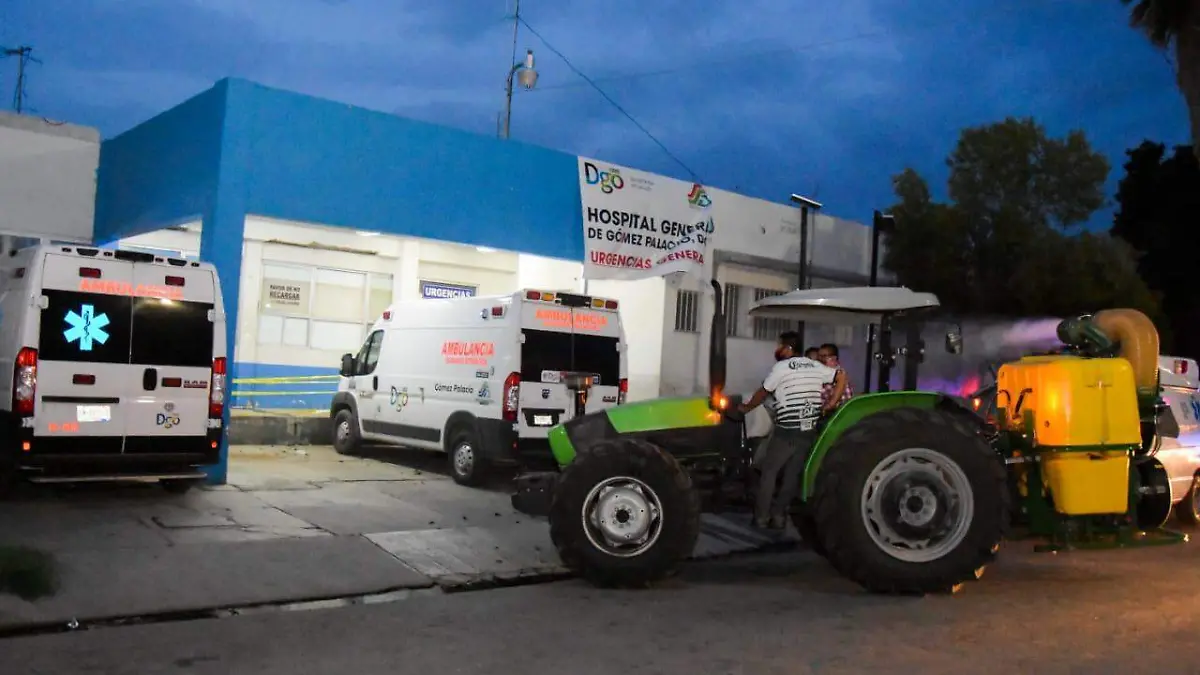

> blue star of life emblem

[{"left": 63, "top": 304, "right": 110, "bottom": 351}]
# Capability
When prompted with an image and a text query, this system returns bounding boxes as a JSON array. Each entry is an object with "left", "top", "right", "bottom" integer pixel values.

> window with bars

[
  {"left": 722, "top": 283, "right": 743, "bottom": 337},
  {"left": 674, "top": 289, "right": 700, "bottom": 333},
  {"left": 752, "top": 288, "right": 793, "bottom": 341}
]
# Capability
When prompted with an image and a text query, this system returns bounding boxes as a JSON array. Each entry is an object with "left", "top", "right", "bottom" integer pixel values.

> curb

[{"left": 229, "top": 415, "right": 332, "bottom": 446}]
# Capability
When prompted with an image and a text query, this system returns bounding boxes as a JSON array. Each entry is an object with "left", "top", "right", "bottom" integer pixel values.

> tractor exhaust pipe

[{"left": 709, "top": 279, "right": 728, "bottom": 409}]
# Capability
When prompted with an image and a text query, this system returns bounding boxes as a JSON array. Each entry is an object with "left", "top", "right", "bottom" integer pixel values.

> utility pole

[
  {"left": 789, "top": 194, "right": 823, "bottom": 347},
  {"left": 502, "top": 0, "right": 521, "bottom": 140},
  {"left": 2, "top": 45, "right": 36, "bottom": 113}
]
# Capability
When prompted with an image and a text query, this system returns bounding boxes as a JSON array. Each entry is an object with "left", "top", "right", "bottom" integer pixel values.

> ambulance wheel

[
  {"left": 811, "top": 407, "right": 1009, "bottom": 595},
  {"left": 447, "top": 428, "right": 489, "bottom": 487},
  {"left": 1176, "top": 473, "right": 1200, "bottom": 525},
  {"left": 549, "top": 438, "right": 700, "bottom": 588},
  {"left": 333, "top": 409, "right": 361, "bottom": 456}
]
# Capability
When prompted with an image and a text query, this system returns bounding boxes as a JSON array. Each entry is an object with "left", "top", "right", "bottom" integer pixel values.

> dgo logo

[{"left": 583, "top": 162, "right": 625, "bottom": 193}]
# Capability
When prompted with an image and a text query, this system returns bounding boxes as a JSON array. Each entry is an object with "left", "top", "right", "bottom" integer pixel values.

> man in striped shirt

[{"left": 739, "top": 331, "right": 847, "bottom": 529}]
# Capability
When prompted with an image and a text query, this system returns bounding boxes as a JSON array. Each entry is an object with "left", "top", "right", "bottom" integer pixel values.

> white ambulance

[
  {"left": 0, "top": 244, "right": 228, "bottom": 493},
  {"left": 331, "top": 289, "right": 628, "bottom": 486}
]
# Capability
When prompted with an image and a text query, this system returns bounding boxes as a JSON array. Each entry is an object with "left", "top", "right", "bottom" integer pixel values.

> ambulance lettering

[{"left": 441, "top": 340, "right": 495, "bottom": 366}]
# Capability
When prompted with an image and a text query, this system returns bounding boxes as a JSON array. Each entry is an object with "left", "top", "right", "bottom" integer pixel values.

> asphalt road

[{"left": 2, "top": 536, "right": 1199, "bottom": 675}]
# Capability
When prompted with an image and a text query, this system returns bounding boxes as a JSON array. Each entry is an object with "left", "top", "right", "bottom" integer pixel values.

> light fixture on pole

[
  {"left": 500, "top": 0, "right": 538, "bottom": 140},
  {"left": 863, "top": 209, "right": 896, "bottom": 392},
  {"left": 789, "top": 193, "right": 823, "bottom": 347},
  {"left": 501, "top": 49, "right": 537, "bottom": 139}
]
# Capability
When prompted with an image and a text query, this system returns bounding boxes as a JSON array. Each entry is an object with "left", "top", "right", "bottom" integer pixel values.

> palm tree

[{"left": 1123, "top": 0, "right": 1200, "bottom": 146}]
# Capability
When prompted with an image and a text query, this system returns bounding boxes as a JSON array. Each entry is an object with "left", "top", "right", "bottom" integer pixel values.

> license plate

[
  {"left": 77, "top": 405, "right": 111, "bottom": 423},
  {"left": 533, "top": 414, "right": 553, "bottom": 426}
]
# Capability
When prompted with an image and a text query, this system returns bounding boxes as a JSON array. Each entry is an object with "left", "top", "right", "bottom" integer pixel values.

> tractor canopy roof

[{"left": 748, "top": 286, "right": 941, "bottom": 326}]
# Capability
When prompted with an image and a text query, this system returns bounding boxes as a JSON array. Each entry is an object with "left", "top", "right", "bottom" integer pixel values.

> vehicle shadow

[{"left": 355, "top": 444, "right": 517, "bottom": 494}]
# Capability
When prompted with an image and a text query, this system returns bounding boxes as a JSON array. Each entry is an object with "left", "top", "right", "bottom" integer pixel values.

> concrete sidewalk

[{"left": 0, "top": 445, "right": 794, "bottom": 632}]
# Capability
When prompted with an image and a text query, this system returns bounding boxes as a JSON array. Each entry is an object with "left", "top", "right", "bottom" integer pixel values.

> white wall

[{"left": 0, "top": 112, "right": 99, "bottom": 243}]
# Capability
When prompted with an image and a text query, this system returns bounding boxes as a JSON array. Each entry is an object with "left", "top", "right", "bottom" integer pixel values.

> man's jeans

[{"left": 755, "top": 426, "right": 818, "bottom": 524}]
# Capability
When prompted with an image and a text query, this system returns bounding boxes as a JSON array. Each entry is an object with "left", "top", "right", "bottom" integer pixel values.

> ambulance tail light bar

[
  {"left": 502, "top": 372, "right": 521, "bottom": 422},
  {"left": 165, "top": 275, "right": 185, "bottom": 287},
  {"left": 13, "top": 347, "right": 38, "bottom": 417},
  {"left": 79, "top": 267, "right": 102, "bottom": 279},
  {"left": 1176, "top": 359, "right": 1190, "bottom": 375},
  {"left": 590, "top": 298, "right": 619, "bottom": 310},
  {"left": 491, "top": 306, "right": 505, "bottom": 317},
  {"left": 618, "top": 378, "right": 628, "bottom": 404},
  {"left": 209, "top": 357, "right": 227, "bottom": 419}
]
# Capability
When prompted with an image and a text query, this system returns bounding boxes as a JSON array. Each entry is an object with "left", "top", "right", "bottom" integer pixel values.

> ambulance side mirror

[{"left": 339, "top": 353, "right": 356, "bottom": 377}]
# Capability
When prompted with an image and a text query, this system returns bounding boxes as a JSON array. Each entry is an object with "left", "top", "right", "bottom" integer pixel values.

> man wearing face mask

[{"left": 739, "top": 331, "right": 847, "bottom": 529}]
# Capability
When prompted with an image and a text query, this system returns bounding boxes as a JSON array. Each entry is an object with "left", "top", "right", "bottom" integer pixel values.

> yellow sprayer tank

[{"left": 997, "top": 355, "right": 1140, "bottom": 515}]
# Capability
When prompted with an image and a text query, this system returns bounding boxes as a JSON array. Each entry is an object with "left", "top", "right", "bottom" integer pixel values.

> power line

[
  {"left": 517, "top": 16, "right": 702, "bottom": 182},
  {"left": 525, "top": 0, "right": 1096, "bottom": 95},
  {"left": 1, "top": 44, "right": 40, "bottom": 114}
]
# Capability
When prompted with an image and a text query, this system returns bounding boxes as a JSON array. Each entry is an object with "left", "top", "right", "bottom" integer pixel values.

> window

[
  {"left": 752, "top": 288, "right": 792, "bottom": 341},
  {"left": 722, "top": 283, "right": 742, "bottom": 337},
  {"left": 257, "top": 260, "right": 393, "bottom": 351},
  {"left": 674, "top": 290, "right": 699, "bottom": 333},
  {"left": 131, "top": 298, "right": 214, "bottom": 367},
  {"left": 355, "top": 330, "right": 384, "bottom": 375},
  {"left": 313, "top": 268, "right": 366, "bottom": 323},
  {"left": 38, "top": 289, "right": 132, "bottom": 364}
]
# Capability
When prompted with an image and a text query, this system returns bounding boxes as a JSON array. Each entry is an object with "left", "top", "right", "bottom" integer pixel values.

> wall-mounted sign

[
  {"left": 262, "top": 278, "right": 307, "bottom": 310},
  {"left": 421, "top": 280, "right": 477, "bottom": 300},
  {"left": 578, "top": 155, "right": 716, "bottom": 281}
]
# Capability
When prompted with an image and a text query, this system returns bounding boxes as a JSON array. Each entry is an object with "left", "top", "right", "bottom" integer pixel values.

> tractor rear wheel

[
  {"left": 549, "top": 438, "right": 700, "bottom": 588},
  {"left": 790, "top": 508, "right": 826, "bottom": 558},
  {"left": 811, "top": 407, "right": 1009, "bottom": 595}
]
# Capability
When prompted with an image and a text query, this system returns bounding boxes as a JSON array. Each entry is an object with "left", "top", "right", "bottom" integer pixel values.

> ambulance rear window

[
  {"left": 38, "top": 289, "right": 133, "bottom": 364},
  {"left": 131, "top": 297, "right": 215, "bottom": 368}
]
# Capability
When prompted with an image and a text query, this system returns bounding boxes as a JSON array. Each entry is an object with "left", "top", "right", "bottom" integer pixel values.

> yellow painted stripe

[{"left": 232, "top": 375, "right": 340, "bottom": 384}]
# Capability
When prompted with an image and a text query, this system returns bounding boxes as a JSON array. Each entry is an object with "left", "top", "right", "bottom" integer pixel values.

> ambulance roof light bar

[{"left": 524, "top": 289, "right": 618, "bottom": 310}]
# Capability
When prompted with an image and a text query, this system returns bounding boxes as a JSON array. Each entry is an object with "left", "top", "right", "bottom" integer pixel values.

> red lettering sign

[
  {"left": 535, "top": 309, "right": 608, "bottom": 331},
  {"left": 78, "top": 279, "right": 184, "bottom": 300},
  {"left": 441, "top": 341, "right": 495, "bottom": 365},
  {"left": 590, "top": 251, "right": 653, "bottom": 269}
]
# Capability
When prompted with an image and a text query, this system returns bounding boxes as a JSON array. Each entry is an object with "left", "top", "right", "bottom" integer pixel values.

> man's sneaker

[
  {"left": 752, "top": 516, "right": 770, "bottom": 529},
  {"left": 768, "top": 515, "right": 787, "bottom": 530}
]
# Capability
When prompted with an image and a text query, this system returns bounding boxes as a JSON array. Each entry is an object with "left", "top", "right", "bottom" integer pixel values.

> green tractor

[{"left": 510, "top": 282, "right": 1187, "bottom": 594}]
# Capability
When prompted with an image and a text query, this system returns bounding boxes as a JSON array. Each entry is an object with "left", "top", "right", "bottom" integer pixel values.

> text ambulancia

[
  {"left": 0, "top": 245, "right": 229, "bottom": 493},
  {"left": 331, "top": 289, "right": 628, "bottom": 486}
]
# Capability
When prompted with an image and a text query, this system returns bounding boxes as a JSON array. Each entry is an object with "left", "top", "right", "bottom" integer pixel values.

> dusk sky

[{"left": 2, "top": 0, "right": 1189, "bottom": 228}]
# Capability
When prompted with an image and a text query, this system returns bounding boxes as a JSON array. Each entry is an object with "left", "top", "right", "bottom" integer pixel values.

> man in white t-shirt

[{"left": 739, "top": 331, "right": 846, "bottom": 529}]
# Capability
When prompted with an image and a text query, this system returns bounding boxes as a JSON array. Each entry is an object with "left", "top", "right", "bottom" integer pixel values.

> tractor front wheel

[
  {"left": 549, "top": 438, "right": 700, "bottom": 588},
  {"left": 812, "top": 407, "right": 1009, "bottom": 595}
]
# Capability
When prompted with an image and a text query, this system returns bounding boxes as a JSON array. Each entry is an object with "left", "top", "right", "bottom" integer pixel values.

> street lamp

[
  {"left": 501, "top": 48, "right": 538, "bottom": 139},
  {"left": 863, "top": 209, "right": 896, "bottom": 391},
  {"left": 789, "top": 193, "right": 823, "bottom": 346}
]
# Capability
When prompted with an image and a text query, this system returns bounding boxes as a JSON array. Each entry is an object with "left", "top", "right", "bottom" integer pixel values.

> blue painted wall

[
  {"left": 93, "top": 84, "right": 228, "bottom": 243},
  {"left": 225, "top": 79, "right": 585, "bottom": 261}
]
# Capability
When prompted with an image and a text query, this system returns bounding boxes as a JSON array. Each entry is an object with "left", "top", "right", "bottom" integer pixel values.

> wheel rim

[
  {"left": 336, "top": 419, "right": 351, "bottom": 444},
  {"left": 453, "top": 442, "right": 474, "bottom": 477},
  {"left": 581, "top": 476, "right": 664, "bottom": 558},
  {"left": 860, "top": 447, "right": 975, "bottom": 563}
]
